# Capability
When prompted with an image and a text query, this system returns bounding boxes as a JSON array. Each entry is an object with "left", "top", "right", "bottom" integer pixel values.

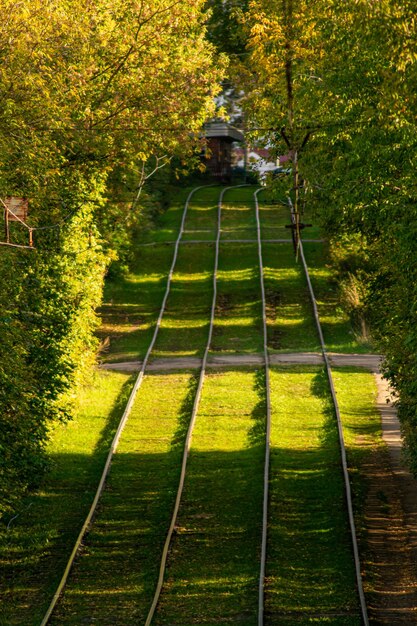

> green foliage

[
  {"left": 243, "top": 0, "right": 417, "bottom": 471},
  {"left": 0, "top": 0, "right": 224, "bottom": 516},
  {"left": 206, "top": 0, "right": 249, "bottom": 55}
]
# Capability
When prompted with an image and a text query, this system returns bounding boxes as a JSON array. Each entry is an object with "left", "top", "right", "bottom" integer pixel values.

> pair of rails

[{"left": 40, "top": 185, "right": 369, "bottom": 625}]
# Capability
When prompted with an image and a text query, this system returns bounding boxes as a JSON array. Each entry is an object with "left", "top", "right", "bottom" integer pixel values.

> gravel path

[{"left": 101, "top": 351, "right": 381, "bottom": 371}]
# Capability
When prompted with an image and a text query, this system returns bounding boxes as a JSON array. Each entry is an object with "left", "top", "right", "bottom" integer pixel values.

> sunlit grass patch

[
  {"left": 152, "top": 243, "right": 215, "bottom": 357},
  {"left": 211, "top": 243, "right": 263, "bottom": 354},
  {"left": 331, "top": 366, "right": 382, "bottom": 529},
  {"left": 267, "top": 366, "right": 361, "bottom": 624},
  {"left": 155, "top": 368, "right": 265, "bottom": 625},
  {"left": 99, "top": 244, "right": 175, "bottom": 362},
  {"left": 303, "top": 243, "right": 373, "bottom": 354},
  {"left": 262, "top": 244, "right": 320, "bottom": 352},
  {"left": 49, "top": 370, "right": 198, "bottom": 625},
  {"left": 0, "top": 370, "right": 134, "bottom": 626},
  {"left": 181, "top": 186, "right": 220, "bottom": 234}
]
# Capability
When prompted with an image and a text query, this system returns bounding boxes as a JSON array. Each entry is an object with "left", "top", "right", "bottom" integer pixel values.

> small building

[
  {"left": 3, "top": 197, "right": 29, "bottom": 222},
  {"left": 204, "top": 121, "right": 244, "bottom": 182}
]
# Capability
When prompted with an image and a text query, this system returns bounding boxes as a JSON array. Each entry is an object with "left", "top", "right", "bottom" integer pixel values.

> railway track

[{"left": 39, "top": 185, "right": 369, "bottom": 625}]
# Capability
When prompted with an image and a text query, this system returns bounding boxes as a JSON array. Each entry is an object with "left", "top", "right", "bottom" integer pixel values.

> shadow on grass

[
  {"left": 267, "top": 445, "right": 360, "bottom": 622},
  {"left": 39, "top": 446, "right": 263, "bottom": 626},
  {"left": 248, "top": 368, "right": 267, "bottom": 446},
  {"left": 310, "top": 367, "right": 340, "bottom": 451},
  {"left": 46, "top": 445, "right": 360, "bottom": 624},
  {"left": 0, "top": 374, "right": 136, "bottom": 626},
  {"left": 171, "top": 372, "right": 200, "bottom": 450}
]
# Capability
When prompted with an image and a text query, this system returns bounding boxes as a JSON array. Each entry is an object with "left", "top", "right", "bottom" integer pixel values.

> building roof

[{"left": 204, "top": 122, "right": 244, "bottom": 142}]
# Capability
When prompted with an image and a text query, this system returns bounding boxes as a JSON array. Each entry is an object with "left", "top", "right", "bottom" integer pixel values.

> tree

[
  {"left": 0, "top": 0, "right": 224, "bottom": 515},
  {"left": 243, "top": 0, "right": 417, "bottom": 471},
  {"left": 243, "top": 0, "right": 328, "bottom": 246}
]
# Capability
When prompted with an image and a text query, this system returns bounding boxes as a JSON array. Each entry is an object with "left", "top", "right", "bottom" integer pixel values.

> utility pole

[
  {"left": 281, "top": 0, "right": 311, "bottom": 253},
  {"left": 4, "top": 206, "right": 10, "bottom": 243}
]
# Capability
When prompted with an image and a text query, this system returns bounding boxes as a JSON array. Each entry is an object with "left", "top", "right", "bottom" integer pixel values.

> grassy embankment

[
  {"left": 46, "top": 185, "right": 224, "bottom": 623},
  {"left": 0, "top": 186, "right": 198, "bottom": 624},
  {"left": 1, "top": 185, "right": 382, "bottom": 625},
  {"left": 0, "top": 370, "right": 133, "bottom": 625}
]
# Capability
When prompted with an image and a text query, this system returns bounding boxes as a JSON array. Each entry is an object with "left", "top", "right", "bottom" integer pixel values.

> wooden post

[
  {"left": 4, "top": 208, "right": 9, "bottom": 243},
  {"left": 293, "top": 148, "right": 300, "bottom": 251}
]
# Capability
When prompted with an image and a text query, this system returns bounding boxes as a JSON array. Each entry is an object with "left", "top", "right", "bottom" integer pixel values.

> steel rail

[
  {"left": 295, "top": 213, "right": 369, "bottom": 626},
  {"left": 39, "top": 185, "right": 212, "bottom": 626},
  {"left": 144, "top": 184, "right": 250, "bottom": 626},
  {"left": 254, "top": 188, "right": 272, "bottom": 626}
]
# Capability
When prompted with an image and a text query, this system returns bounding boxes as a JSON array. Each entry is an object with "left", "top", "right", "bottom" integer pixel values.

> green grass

[
  {"left": 98, "top": 245, "right": 175, "bottom": 362},
  {"left": 181, "top": 186, "right": 219, "bottom": 239},
  {"left": 154, "top": 368, "right": 265, "bottom": 626},
  {"left": 258, "top": 197, "right": 293, "bottom": 241},
  {"left": 99, "top": 187, "right": 221, "bottom": 362},
  {"left": 267, "top": 366, "right": 361, "bottom": 625},
  {"left": 1, "top": 184, "right": 382, "bottom": 625},
  {"left": 331, "top": 368, "right": 382, "bottom": 544},
  {"left": 151, "top": 243, "right": 215, "bottom": 357},
  {"left": 0, "top": 370, "right": 133, "bottom": 626},
  {"left": 220, "top": 186, "right": 258, "bottom": 240},
  {"left": 262, "top": 244, "right": 320, "bottom": 352},
  {"left": 48, "top": 370, "right": 198, "bottom": 624},
  {"left": 138, "top": 187, "right": 192, "bottom": 243},
  {"left": 257, "top": 191, "right": 323, "bottom": 241},
  {"left": 211, "top": 243, "right": 264, "bottom": 354},
  {"left": 303, "top": 243, "right": 373, "bottom": 353}
]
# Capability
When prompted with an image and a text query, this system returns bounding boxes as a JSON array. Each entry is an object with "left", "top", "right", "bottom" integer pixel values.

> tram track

[
  {"left": 37, "top": 184, "right": 371, "bottom": 625},
  {"left": 297, "top": 235, "right": 369, "bottom": 626},
  {"left": 39, "top": 185, "right": 214, "bottom": 626},
  {"left": 143, "top": 184, "right": 249, "bottom": 625}
]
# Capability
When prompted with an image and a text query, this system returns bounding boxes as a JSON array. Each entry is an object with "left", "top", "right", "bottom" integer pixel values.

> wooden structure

[
  {"left": 2, "top": 196, "right": 33, "bottom": 247},
  {"left": 204, "top": 122, "right": 244, "bottom": 182},
  {"left": 4, "top": 196, "right": 29, "bottom": 221}
]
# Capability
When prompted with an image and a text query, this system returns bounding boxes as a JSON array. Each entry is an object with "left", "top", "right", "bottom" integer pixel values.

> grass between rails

[
  {"left": 267, "top": 366, "right": 361, "bottom": 625},
  {"left": 220, "top": 186, "right": 258, "bottom": 240},
  {"left": 210, "top": 186, "right": 264, "bottom": 354},
  {"left": 258, "top": 197, "right": 292, "bottom": 241},
  {"left": 262, "top": 244, "right": 320, "bottom": 352},
  {"left": 137, "top": 187, "right": 194, "bottom": 244},
  {"left": 0, "top": 370, "right": 133, "bottom": 626},
  {"left": 154, "top": 368, "right": 265, "bottom": 626},
  {"left": 49, "top": 370, "right": 198, "bottom": 625},
  {"left": 98, "top": 245, "right": 175, "bottom": 362},
  {"left": 99, "top": 186, "right": 220, "bottom": 362},
  {"left": 257, "top": 190, "right": 322, "bottom": 241},
  {"left": 151, "top": 243, "right": 215, "bottom": 358},
  {"left": 330, "top": 367, "right": 383, "bottom": 600},
  {"left": 181, "top": 186, "right": 220, "bottom": 241},
  {"left": 211, "top": 243, "right": 264, "bottom": 354}
]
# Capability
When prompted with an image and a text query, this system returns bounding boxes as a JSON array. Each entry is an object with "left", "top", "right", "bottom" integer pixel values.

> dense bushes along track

[{"left": 2, "top": 186, "right": 382, "bottom": 625}]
